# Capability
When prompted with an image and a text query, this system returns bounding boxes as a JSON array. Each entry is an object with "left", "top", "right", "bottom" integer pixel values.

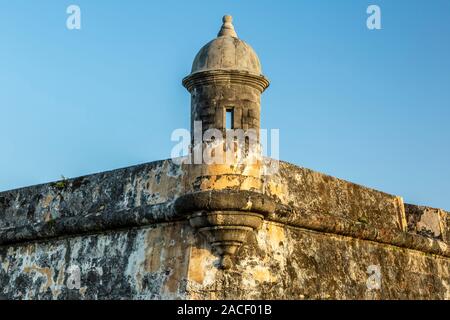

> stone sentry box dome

[
  {"left": 178, "top": 16, "right": 273, "bottom": 269},
  {"left": 190, "top": 15, "right": 262, "bottom": 75},
  {"left": 182, "top": 15, "right": 270, "bottom": 142}
]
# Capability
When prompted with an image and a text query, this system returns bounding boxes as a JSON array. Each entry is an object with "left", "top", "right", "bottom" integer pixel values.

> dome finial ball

[{"left": 223, "top": 15, "right": 232, "bottom": 23}]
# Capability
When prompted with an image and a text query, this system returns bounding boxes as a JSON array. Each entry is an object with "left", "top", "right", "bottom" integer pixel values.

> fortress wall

[
  {"left": 187, "top": 220, "right": 450, "bottom": 300},
  {"left": 0, "top": 222, "right": 191, "bottom": 300},
  {"left": 264, "top": 161, "right": 407, "bottom": 232},
  {"left": 0, "top": 158, "right": 449, "bottom": 299},
  {"left": 1, "top": 219, "right": 448, "bottom": 300},
  {"left": 0, "top": 160, "right": 184, "bottom": 245}
]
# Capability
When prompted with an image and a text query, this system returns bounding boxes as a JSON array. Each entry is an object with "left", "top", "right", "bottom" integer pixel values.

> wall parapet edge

[{"left": 1, "top": 194, "right": 448, "bottom": 259}]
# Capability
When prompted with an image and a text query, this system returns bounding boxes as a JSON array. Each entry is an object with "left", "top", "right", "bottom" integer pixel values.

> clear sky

[{"left": 0, "top": 0, "right": 449, "bottom": 210}]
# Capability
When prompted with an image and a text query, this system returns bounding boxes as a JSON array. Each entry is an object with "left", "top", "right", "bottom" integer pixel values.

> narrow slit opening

[{"left": 226, "top": 108, "right": 234, "bottom": 130}]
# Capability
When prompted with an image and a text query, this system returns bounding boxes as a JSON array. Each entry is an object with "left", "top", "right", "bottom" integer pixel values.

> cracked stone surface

[{"left": 0, "top": 159, "right": 448, "bottom": 300}]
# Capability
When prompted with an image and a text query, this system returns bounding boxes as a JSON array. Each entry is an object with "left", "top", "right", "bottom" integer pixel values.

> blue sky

[{"left": 0, "top": 0, "right": 449, "bottom": 210}]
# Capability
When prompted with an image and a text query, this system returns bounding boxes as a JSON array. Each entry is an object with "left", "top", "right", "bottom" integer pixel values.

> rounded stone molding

[
  {"left": 182, "top": 69, "right": 270, "bottom": 93},
  {"left": 174, "top": 189, "right": 276, "bottom": 216}
]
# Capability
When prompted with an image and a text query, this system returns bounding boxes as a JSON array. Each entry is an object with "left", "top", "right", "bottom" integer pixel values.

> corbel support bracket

[{"left": 174, "top": 190, "right": 276, "bottom": 269}]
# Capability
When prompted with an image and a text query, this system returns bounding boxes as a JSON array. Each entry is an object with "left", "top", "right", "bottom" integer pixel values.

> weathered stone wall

[
  {"left": 189, "top": 81, "right": 261, "bottom": 136},
  {"left": 2, "top": 220, "right": 448, "bottom": 300},
  {"left": 405, "top": 204, "right": 449, "bottom": 243},
  {"left": 0, "top": 159, "right": 449, "bottom": 299},
  {"left": 0, "top": 223, "right": 190, "bottom": 300},
  {"left": 187, "top": 220, "right": 450, "bottom": 300}
]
